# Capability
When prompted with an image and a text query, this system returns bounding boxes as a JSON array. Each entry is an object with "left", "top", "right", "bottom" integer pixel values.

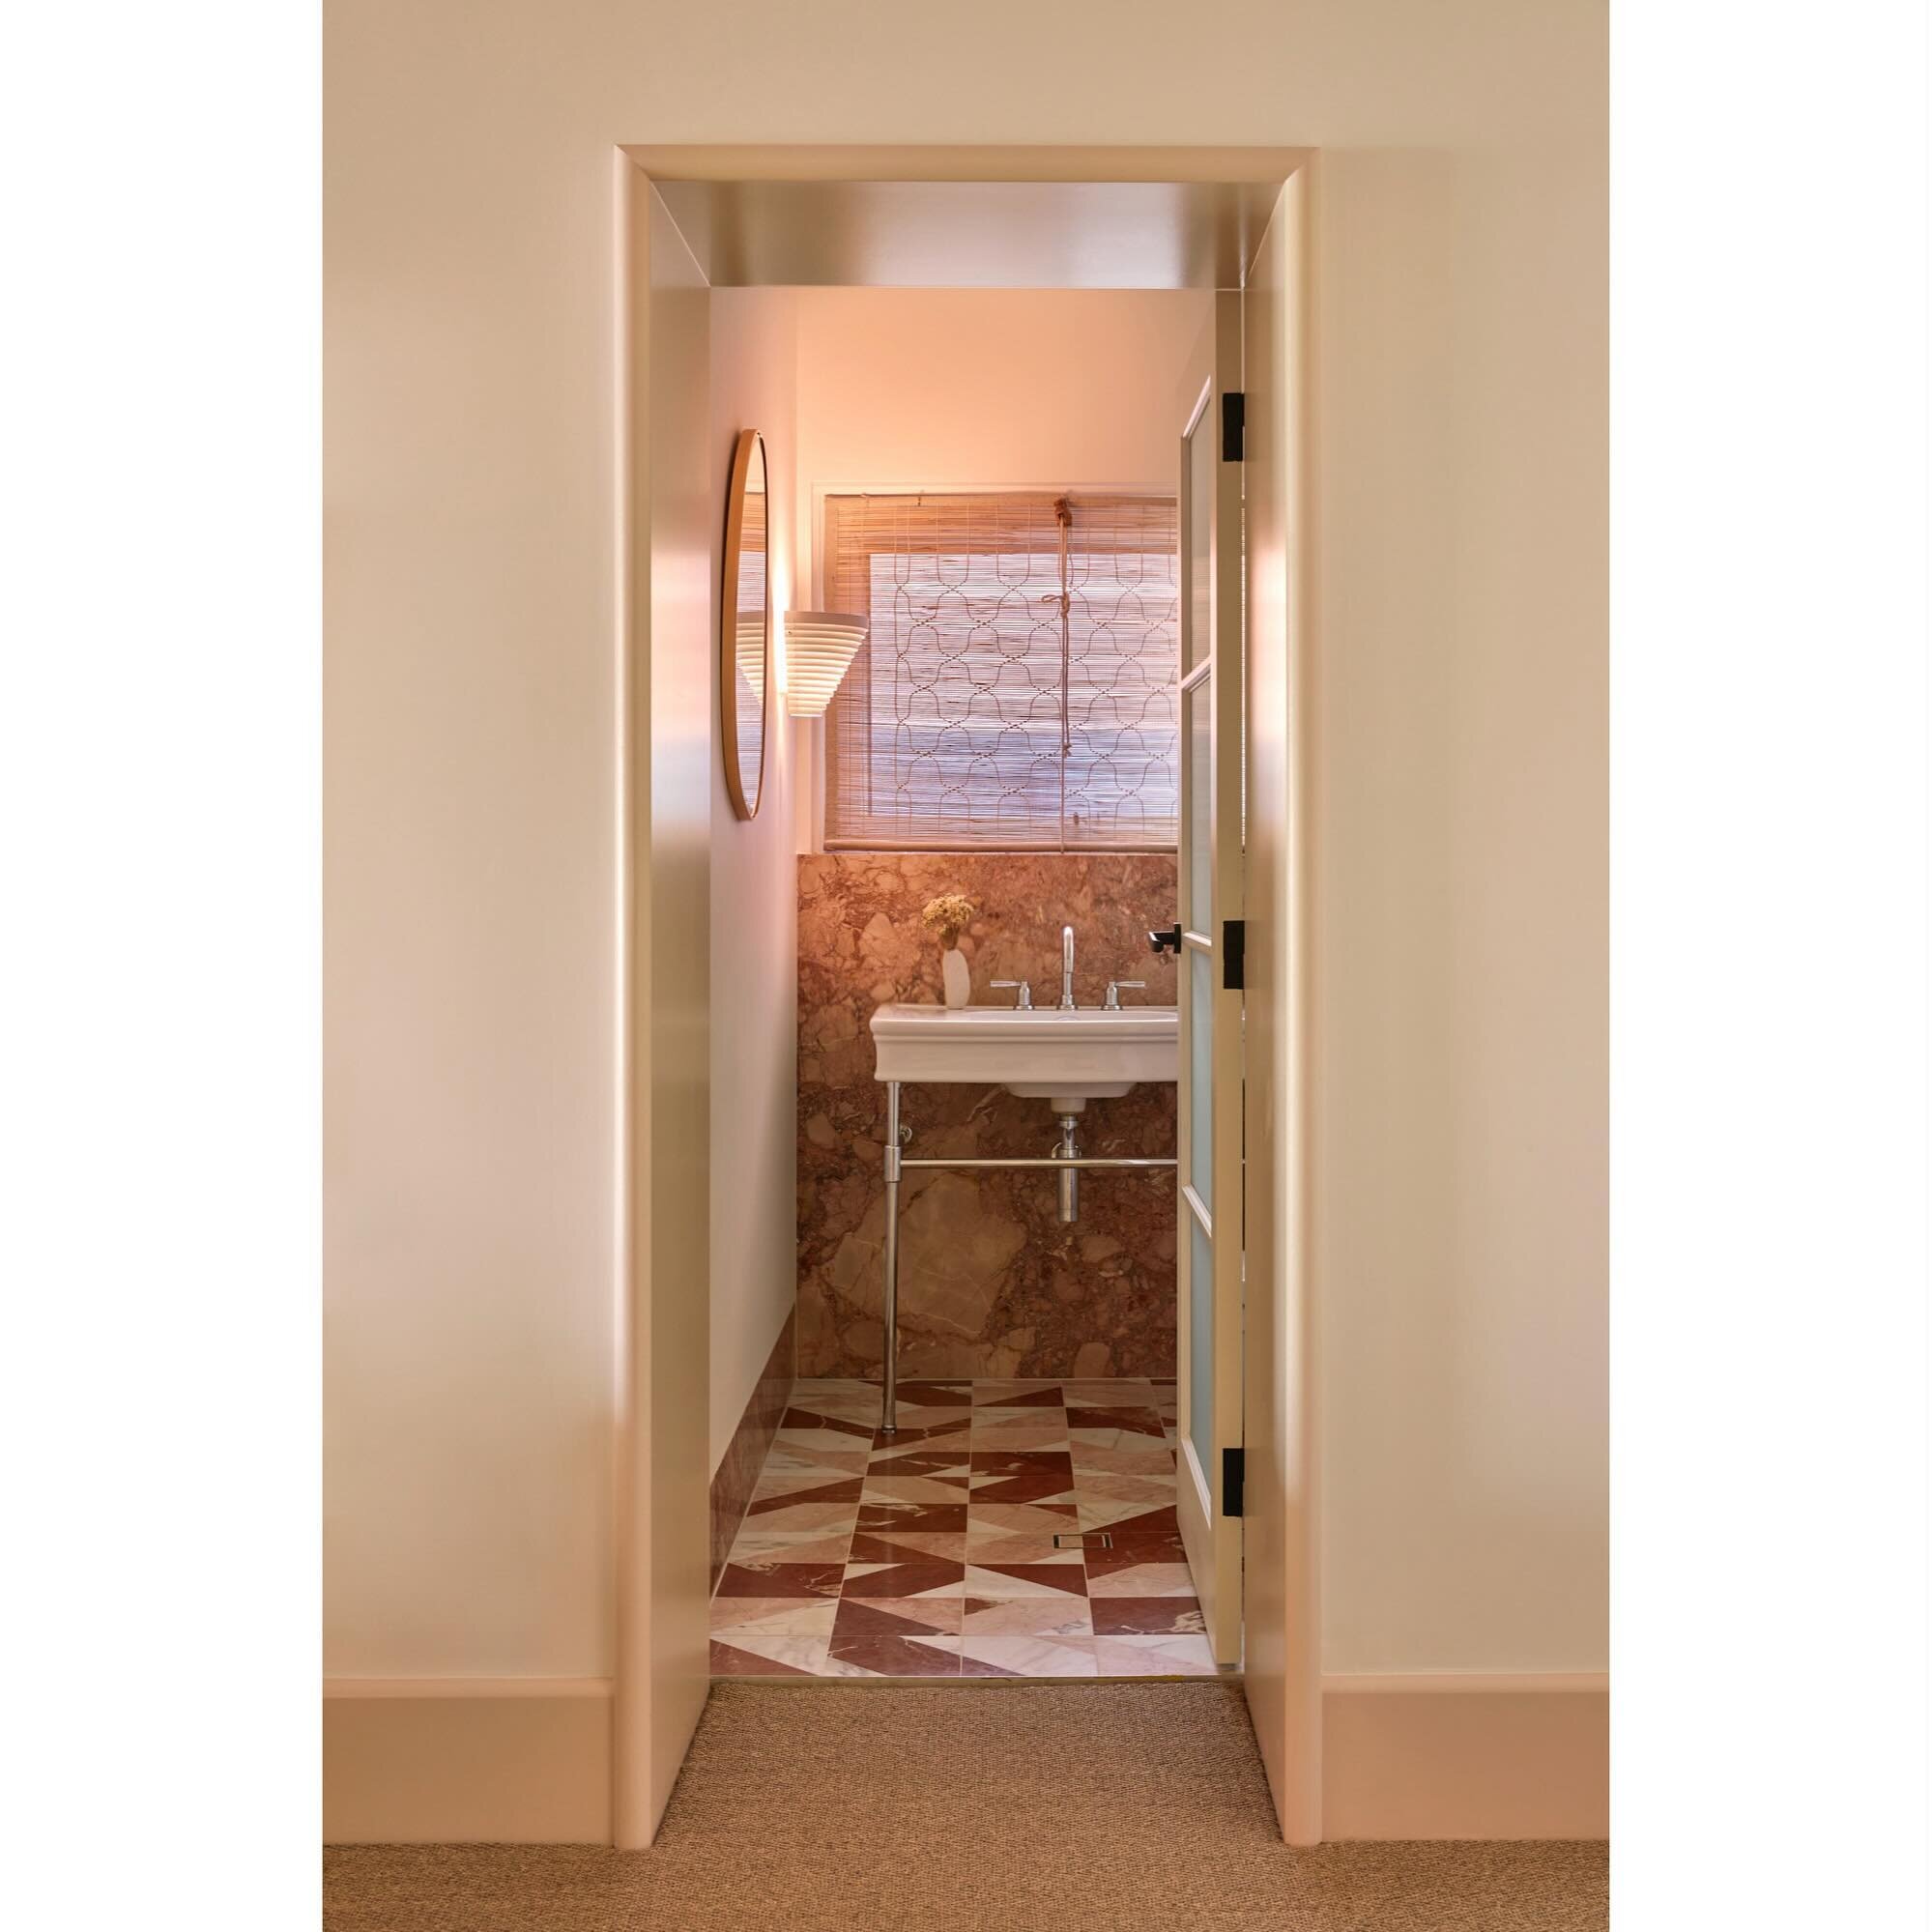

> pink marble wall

[
  {"left": 797, "top": 852, "right": 1179, "bottom": 1379},
  {"left": 709, "top": 1310, "right": 796, "bottom": 1589}
]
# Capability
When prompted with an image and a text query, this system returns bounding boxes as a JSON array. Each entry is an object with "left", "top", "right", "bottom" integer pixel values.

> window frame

[{"left": 809, "top": 479, "right": 1182, "bottom": 854}]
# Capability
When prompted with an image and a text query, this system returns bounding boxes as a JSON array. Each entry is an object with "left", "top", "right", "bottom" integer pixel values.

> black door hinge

[
  {"left": 1222, "top": 390, "right": 1246, "bottom": 462},
  {"left": 1223, "top": 1446, "right": 1245, "bottom": 1517},
  {"left": 1223, "top": 918, "right": 1246, "bottom": 991}
]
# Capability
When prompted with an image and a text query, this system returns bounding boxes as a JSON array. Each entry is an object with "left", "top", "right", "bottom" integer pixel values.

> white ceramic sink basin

[{"left": 869, "top": 1002, "right": 1178, "bottom": 1110}]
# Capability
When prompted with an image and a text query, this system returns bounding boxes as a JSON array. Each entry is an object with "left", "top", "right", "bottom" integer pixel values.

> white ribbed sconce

[{"left": 783, "top": 611, "right": 867, "bottom": 718}]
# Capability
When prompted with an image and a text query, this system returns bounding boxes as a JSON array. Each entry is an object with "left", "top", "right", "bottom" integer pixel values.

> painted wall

[
  {"left": 326, "top": 0, "right": 1605, "bottom": 1681},
  {"left": 790, "top": 286, "right": 1209, "bottom": 601},
  {"left": 707, "top": 291, "right": 800, "bottom": 1474},
  {"left": 1312, "top": 146, "right": 1607, "bottom": 1672}
]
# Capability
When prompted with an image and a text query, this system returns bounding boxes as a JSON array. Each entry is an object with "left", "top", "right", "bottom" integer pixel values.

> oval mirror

[{"left": 720, "top": 429, "right": 769, "bottom": 820}]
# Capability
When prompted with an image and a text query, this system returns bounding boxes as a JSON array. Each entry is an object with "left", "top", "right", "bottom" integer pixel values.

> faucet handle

[
  {"left": 991, "top": 979, "right": 1033, "bottom": 1009},
  {"left": 1104, "top": 980, "right": 1147, "bottom": 1009}
]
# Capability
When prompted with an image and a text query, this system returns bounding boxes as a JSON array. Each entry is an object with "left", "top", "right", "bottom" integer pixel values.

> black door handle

[{"left": 1148, "top": 925, "right": 1182, "bottom": 956}]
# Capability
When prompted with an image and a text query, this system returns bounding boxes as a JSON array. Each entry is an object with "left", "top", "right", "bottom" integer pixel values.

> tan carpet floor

[{"left": 324, "top": 1683, "right": 1608, "bottom": 1931}]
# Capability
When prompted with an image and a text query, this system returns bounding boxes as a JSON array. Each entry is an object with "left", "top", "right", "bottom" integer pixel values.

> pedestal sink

[{"left": 868, "top": 1001, "right": 1178, "bottom": 1114}]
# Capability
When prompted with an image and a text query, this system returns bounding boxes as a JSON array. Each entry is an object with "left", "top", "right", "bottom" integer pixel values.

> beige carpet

[{"left": 324, "top": 1683, "right": 1608, "bottom": 1931}]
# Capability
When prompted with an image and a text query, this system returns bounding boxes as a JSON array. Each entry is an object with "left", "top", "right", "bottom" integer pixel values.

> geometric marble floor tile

[
  {"left": 712, "top": 1377, "right": 1227, "bottom": 1682},
  {"left": 1089, "top": 1630, "right": 1219, "bottom": 1676}
]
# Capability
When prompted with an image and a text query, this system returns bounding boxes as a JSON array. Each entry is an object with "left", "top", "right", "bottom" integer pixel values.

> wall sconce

[{"left": 783, "top": 611, "right": 867, "bottom": 718}]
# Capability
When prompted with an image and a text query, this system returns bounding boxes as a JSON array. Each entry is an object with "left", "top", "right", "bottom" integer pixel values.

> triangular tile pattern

[{"left": 711, "top": 1376, "right": 1218, "bottom": 1680}]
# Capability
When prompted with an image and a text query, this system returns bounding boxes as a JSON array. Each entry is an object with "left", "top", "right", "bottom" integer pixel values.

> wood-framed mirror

[{"left": 720, "top": 428, "right": 770, "bottom": 820}]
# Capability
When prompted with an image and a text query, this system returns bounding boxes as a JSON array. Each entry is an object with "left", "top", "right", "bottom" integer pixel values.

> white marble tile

[
  {"left": 963, "top": 1560, "right": 1089, "bottom": 1600},
  {"left": 1091, "top": 1632, "right": 1220, "bottom": 1676},
  {"left": 961, "top": 1630, "right": 1099, "bottom": 1677},
  {"left": 710, "top": 1597, "right": 838, "bottom": 1640}
]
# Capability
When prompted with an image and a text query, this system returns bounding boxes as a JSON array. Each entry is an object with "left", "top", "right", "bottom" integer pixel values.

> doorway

[{"left": 615, "top": 146, "right": 1316, "bottom": 1847}]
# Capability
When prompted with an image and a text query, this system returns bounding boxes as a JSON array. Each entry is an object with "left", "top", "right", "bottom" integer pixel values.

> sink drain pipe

[{"left": 1054, "top": 1113, "right": 1081, "bottom": 1224}]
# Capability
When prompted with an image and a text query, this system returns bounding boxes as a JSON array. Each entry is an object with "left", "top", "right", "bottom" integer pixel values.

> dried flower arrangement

[{"left": 920, "top": 892, "right": 977, "bottom": 952}]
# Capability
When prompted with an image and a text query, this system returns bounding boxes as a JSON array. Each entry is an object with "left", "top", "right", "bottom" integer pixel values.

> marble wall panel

[
  {"left": 797, "top": 853, "right": 1179, "bottom": 1378},
  {"left": 709, "top": 1311, "right": 797, "bottom": 1589}
]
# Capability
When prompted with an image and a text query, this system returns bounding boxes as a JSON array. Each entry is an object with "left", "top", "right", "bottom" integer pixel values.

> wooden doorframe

[
  {"left": 1238, "top": 161, "right": 1323, "bottom": 1845},
  {"left": 613, "top": 143, "right": 1319, "bottom": 1848},
  {"left": 613, "top": 155, "right": 714, "bottom": 1852}
]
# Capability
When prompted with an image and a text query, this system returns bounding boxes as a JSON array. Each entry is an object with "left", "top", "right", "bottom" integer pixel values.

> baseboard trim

[
  {"left": 324, "top": 1681, "right": 614, "bottom": 1842},
  {"left": 326, "top": 1676, "right": 615, "bottom": 1700},
  {"left": 1321, "top": 1672, "right": 1608, "bottom": 1840}
]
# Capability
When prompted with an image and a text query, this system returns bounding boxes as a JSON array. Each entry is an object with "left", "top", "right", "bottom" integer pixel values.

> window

[{"left": 822, "top": 491, "right": 1179, "bottom": 850}]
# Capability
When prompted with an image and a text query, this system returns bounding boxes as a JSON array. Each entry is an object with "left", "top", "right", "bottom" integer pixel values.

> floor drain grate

[{"left": 1053, "top": 1531, "right": 1113, "bottom": 1549}]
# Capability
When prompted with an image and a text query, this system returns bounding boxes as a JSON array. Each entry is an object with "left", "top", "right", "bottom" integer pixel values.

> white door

[{"left": 1173, "top": 294, "right": 1245, "bottom": 1665}]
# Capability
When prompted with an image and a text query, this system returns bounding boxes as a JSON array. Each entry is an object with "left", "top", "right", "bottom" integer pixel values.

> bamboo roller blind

[{"left": 822, "top": 491, "right": 1180, "bottom": 850}]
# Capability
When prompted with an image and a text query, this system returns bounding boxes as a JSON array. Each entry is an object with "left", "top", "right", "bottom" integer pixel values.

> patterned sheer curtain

[{"left": 822, "top": 492, "right": 1180, "bottom": 850}]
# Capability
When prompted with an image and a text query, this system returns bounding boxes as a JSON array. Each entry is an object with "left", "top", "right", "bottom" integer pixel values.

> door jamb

[{"left": 614, "top": 141, "right": 1318, "bottom": 1846}]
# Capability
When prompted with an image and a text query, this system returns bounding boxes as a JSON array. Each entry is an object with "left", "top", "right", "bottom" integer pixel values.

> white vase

[{"left": 941, "top": 947, "right": 970, "bottom": 1009}]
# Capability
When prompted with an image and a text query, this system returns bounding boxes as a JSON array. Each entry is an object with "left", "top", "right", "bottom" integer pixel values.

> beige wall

[
  {"left": 707, "top": 291, "right": 801, "bottom": 1473},
  {"left": 326, "top": 0, "right": 1604, "bottom": 1681},
  {"left": 1312, "top": 147, "right": 1607, "bottom": 1671}
]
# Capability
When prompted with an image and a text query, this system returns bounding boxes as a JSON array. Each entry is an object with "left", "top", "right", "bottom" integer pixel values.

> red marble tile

[
  {"left": 1065, "top": 1405, "right": 1167, "bottom": 1436},
  {"left": 1089, "top": 1597, "right": 1206, "bottom": 1635},
  {"left": 827, "top": 1631, "right": 962, "bottom": 1677},
  {"left": 708, "top": 1640, "right": 819, "bottom": 1678},
  {"left": 832, "top": 1597, "right": 962, "bottom": 1639},
  {"left": 847, "top": 1530, "right": 966, "bottom": 1566},
  {"left": 1082, "top": 1532, "right": 1190, "bottom": 1583},
  {"left": 966, "top": 1501, "right": 1079, "bottom": 1535},
  {"left": 869, "top": 1420, "right": 973, "bottom": 1458},
  {"left": 708, "top": 1312, "right": 794, "bottom": 1588},
  {"left": 841, "top": 1558, "right": 965, "bottom": 1599},
  {"left": 744, "top": 1476, "right": 863, "bottom": 1515},
  {"left": 862, "top": 1477, "right": 974, "bottom": 1510},
  {"left": 968, "top": 1452, "right": 1078, "bottom": 1509},
  {"left": 856, "top": 1499, "right": 968, "bottom": 1535},
  {"left": 868, "top": 1451, "right": 974, "bottom": 1484},
  {"left": 780, "top": 1404, "right": 875, "bottom": 1436},
  {"left": 969, "top": 1448, "right": 1075, "bottom": 1478},
  {"left": 969, "top": 1473, "right": 1078, "bottom": 1508},
  {"left": 713, "top": 1561, "right": 845, "bottom": 1600},
  {"left": 966, "top": 1561, "right": 1089, "bottom": 1599},
  {"left": 1078, "top": 1504, "right": 1180, "bottom": 1538}
]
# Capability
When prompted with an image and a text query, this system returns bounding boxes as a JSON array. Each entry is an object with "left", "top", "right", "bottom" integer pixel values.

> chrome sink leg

[{"left": 880, "top": 1080, "right": 901, "bottom": 1435}]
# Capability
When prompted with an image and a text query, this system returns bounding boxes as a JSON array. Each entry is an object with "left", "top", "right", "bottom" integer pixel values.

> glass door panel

[
  {"left": 1187, "top": 674, "right": 1214, "bottom": 931},
  {"left": 1188, "top": 1213, "right": 1214, "bottom": 1480}
]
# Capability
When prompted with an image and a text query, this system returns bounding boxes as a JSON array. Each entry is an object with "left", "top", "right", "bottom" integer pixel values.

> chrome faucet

[{"left": 1059, "top": 925, "right": 1077, "bottom": 1008}]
